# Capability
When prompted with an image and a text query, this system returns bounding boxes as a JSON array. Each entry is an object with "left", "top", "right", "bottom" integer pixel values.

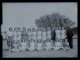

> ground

[{"left": 2, "top": 38, "right": 78, "bottom": 58}]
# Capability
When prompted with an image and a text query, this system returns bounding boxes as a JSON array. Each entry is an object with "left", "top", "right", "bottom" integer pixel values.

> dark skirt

[{"left": 7, "top": 36, "right": 14, "bottom": 47}]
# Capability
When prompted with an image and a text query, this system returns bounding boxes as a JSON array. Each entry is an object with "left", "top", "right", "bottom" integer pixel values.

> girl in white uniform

[
  {"left": 47, "top": 30, "right": 51, "bottom": 40},
  {"left": 19, "top": 39, "right": 27, "bottom": 51},
  {"left": 28, "top": 30, "right": 32, "bottom": 40},
  {"left": 42, "top": 30, "right": 46, "bottom": 40},
  {"left": 17, "top": 28, "right": 22, "bottom": 51},
  {"left": 7, "top": 28, "right": 14, "bottom": 52},
  {"left": 29, "top": 40, "right": 35, "bottom": 51},
  {"left": 41, "top": 29, "right": 46, "bottom": 50},
  {"left": 37, "top": 29, "right": 42, "bottom": 40},
  {"left": 36, "top": 40, "right": 42, "bottom": 51},
  {"left": 45, "top": 40, "right": 52, "bottom": 50},
  {"left": 32, "top": 28, "right": 36, "bottom": 40},
  {"left": 60, "top": 27, "right": 66, "bottom": 40},
  {"left": 55, "top": 27, "right": 61, "bottom": 42}
]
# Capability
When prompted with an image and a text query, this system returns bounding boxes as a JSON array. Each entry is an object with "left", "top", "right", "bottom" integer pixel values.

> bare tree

[{"left": 35, "top": 13, "right": 76, "bottom": 31}]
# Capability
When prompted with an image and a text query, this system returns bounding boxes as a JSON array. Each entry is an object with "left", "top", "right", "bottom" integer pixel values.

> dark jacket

[
  {"left": 66, "top": 29, "right": 74, "bottom": 41},
  {"left": 51, "top": 30, "right": 56, "bottom": 40}
]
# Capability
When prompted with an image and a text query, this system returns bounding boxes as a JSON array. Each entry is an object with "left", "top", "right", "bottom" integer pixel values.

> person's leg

[
  {"left": 70, "top": 38, "right": 73, "bottom": 49},
  {"left": 68, "top": 38, "right": 72, "bottom": 49}
]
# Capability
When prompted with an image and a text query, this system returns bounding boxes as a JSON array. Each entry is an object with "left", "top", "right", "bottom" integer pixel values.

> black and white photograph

[{"left": 1, "top": 2, "right": 78, "bottom": 58}]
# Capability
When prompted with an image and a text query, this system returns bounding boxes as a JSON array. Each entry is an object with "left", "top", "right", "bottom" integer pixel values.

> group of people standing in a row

[{"left": 2, "top": 27, "right": 74, "bottom": 52}]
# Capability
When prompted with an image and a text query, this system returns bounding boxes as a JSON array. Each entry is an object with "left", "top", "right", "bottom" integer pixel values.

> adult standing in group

[
  {"left": 51, "top": 28, "right": 56, "bottom": 41},
  {"left": 41, "top": 28, "right": 46, "bottom": 50},
  {"left": 7, "top": 27, "right": 14, "bottom": 52},
  {"left": 66, "top": 27, "right": 74, "bottom": 49}
]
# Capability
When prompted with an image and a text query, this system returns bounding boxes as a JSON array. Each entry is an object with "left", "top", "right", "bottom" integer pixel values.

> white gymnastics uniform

[
  {"left": 53, "top": 42, "right": 62, "bottom": 50},
  {"left": 37, "top": 31, "right": 42, "bottom": 40},
  {"left": 11, "top": 43, "right": 19, "bottom": 52},
  {"left": 55, "top": 30, "right": 61, "bottom": 41},
  {"left": 7, "top": 31, "right": 13, "bottom": 37},
  {"left": 42, "top": 31, "right": 46, "bottom": 40},
  {"left": 17, "top": 32, "right": 21, "bottom": 41},
  {"left": 33, "top": 32, "right": 36, "bottom": 40},
  {"left": 20, "top": 42, "right": 27, "bottom": 51},
  {"left": 28, "top": 32, "right": 32, "bottom": 40},
  {"left": 45, "top": 41, "right": 52, "bottom": 50},
  {"left": 47, "top": 30, "right": 51, "bottom": 40},
  {"left": 36, "top": 42, "right": 42, "bottom": 50},
  {"left": 13, "top": 32, "right": 18, "bottom": 41},
  {"left": 29, "top": 41, "right": 35, "bottom": 51},
  {"left": 61, "top": 30, "right": 66, "bottom": 40},
  {"left": 7, "top": 31, "right": 14, "bottom": 51}
]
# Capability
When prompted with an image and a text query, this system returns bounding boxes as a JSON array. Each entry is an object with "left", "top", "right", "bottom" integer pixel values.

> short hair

[
  {"left": 14, "top": 27, "right": 18, "bottom": 31},
  {"left": 9, "top": 28, "right": 12, "bottom": 31},
  {"left": 18, "top": 28, "right": 21, "bottom": 31},
  {"left": 27, "top": 28, "right": 31, "bottom": 31}
]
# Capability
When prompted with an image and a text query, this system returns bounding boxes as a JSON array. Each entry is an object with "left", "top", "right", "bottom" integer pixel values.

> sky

[{"left": 2, "top": 2, "right": 77, "bottom": 32}]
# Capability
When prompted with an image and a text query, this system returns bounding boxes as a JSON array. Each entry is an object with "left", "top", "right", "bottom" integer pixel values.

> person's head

[
  {"left": 18, "top": 28, "right": 21, "bottom": 32},
  {"left": 27, "top": 28, "right": 31, "bottom": 32},
  {"left": 23, "top": 27, "right": 26, "bottom": 32},
  {"left": 14, "top": 27, "right": 18, "bottom": 32},
  {"left": 9, "top": 28, "right": 13, "bottom": 32}
]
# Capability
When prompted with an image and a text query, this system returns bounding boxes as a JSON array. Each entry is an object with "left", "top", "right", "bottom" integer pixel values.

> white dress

[
  {"left": 11, "top": 43, "right": 19, "bottom": 52},
  {"left": 7, "top": 31, "right": 13, "bottom": 37},
  {"left": 28, "top": 32, "right": 32, "bottom": 40},
  {"left": 37, "top": 31, "right": 42, "bottom": 40},
  {"left": 47, "top": 30, "right": 51, "bottom": 39},
  {"left": 29, "top": 41, "right": 35, "bottom": 51},
  {"left": 61, "top": 30, "right": 66, "bottom": 39},
  {"left": 42, "top": 31, "right": 46, "bottom": 40},
  {"left": 36, "top": 42, "right": 42, "bottom": 50},
  {"left": 20, "top": 42, "right": 27, "bottom": 51},
  {"left": 53, "top": 42, "right": 62, "bottom": 50},
  {"left": 33, "top": 32, "right": 36, "bottom": 40},
  {"left": 13, "top": 32, "right": 18, "bottom": 41},
  {"left": 45, "top": 42, "right": 52, "bottom": 50},
  {"left": 17, "top": 32, "right": 21, "bottom": 41},
  {"left": 55, "top": 30, "right": 61, "bottom": 40}
]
